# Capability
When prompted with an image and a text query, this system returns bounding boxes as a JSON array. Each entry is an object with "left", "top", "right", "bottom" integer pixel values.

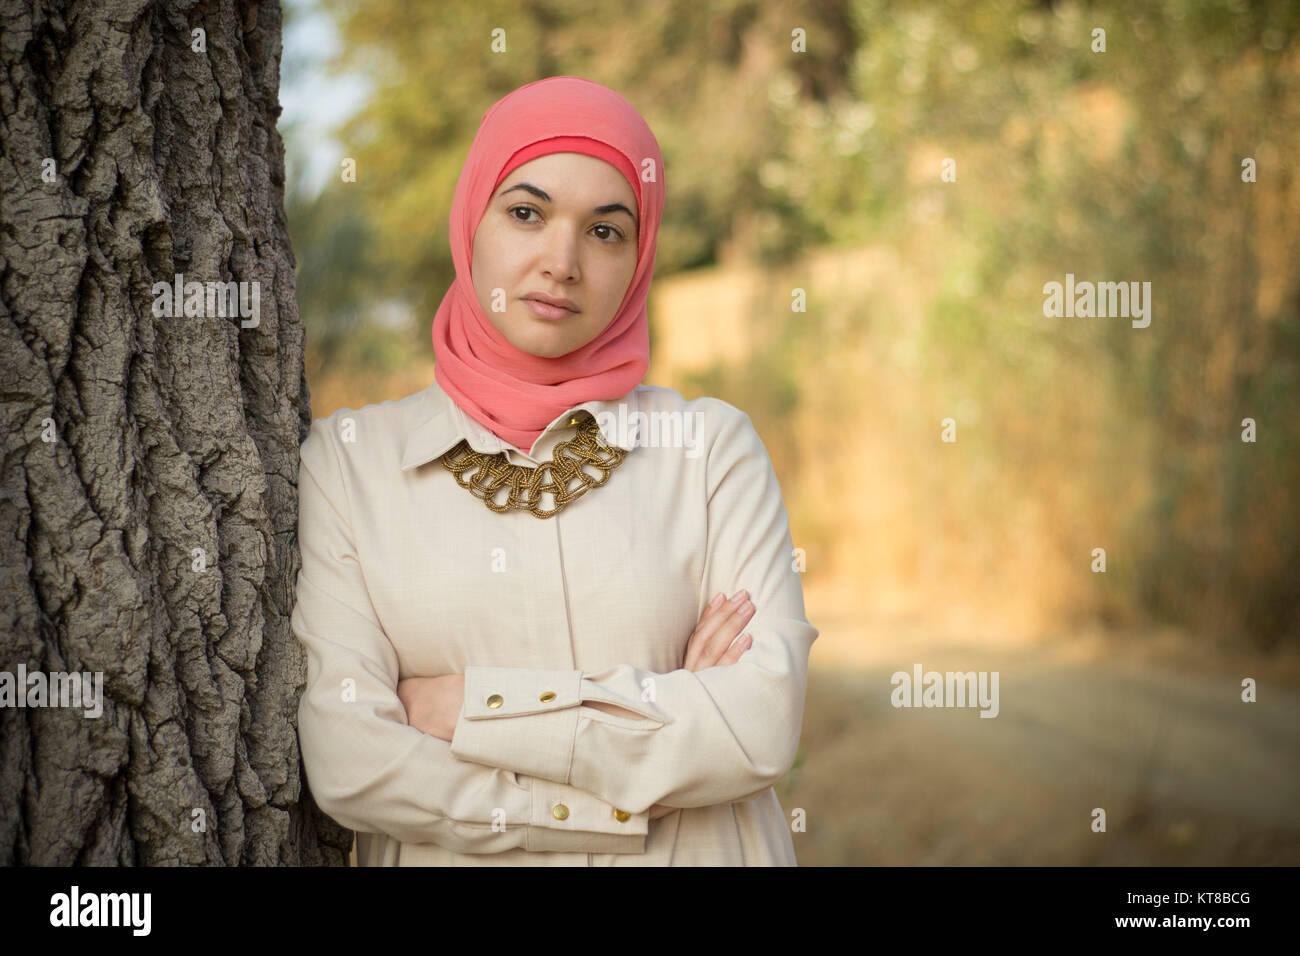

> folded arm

[
  {"left": 292, "top": 419, "right": 649, "bottom": 854},
  {"left": 449, "top": 402, "right": 819, "bottom": 813}
]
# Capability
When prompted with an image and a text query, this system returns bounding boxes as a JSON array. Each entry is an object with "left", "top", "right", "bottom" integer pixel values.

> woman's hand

[
  {"left": 683, "top": 590, "right": 754, "bottom": 672},
  {"left": 396, "top": 674, "right": 464, "bottom": 742},
  {"left": 641, "top": 592, "right": 754, "bottom": 821},
  {"left": 584, "top": 590, "right": 755, "bottom": 721}
]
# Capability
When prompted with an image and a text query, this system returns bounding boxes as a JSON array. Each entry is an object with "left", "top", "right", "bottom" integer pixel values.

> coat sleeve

[
  {"left": 449, "top": 402, "right": 819, "bottom": 813},
  {"left": 292, "top": 419, "right": 649, "bottom": 854}
]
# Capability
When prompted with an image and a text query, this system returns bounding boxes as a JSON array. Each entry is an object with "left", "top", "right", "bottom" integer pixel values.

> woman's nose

[{"left": 540, "top": 226, "right": 581, "bottom": 281}]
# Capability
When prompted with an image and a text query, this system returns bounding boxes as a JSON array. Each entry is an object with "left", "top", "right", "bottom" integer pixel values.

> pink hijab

[{"left": 431, "top": 76, "right": 666, "bottom": 454}]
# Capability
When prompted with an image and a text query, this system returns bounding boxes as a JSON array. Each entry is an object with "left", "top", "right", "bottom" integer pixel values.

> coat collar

[{"left": 400, "top": 375, "right": 641, "bottom": 471}]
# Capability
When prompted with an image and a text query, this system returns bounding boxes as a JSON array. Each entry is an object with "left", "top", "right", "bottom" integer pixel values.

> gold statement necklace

[{"left": 437, "top": 411, "right": 629, "bottom": 518}]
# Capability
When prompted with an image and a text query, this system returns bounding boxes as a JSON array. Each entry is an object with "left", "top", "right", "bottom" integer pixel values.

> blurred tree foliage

[
  {"left": 290, "top": 0, "right": 1298, "bottom": 647},
  {"left": 286, "top": 155, "right": 389, "bottom": 361},
  {"left": 835, "top": 0, "right": 1299, "bottom": 646}
]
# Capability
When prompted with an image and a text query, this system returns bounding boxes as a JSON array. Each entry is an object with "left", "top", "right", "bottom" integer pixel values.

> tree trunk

[{"left": 0, "top": 0, "right": 349, "bottom": 864}]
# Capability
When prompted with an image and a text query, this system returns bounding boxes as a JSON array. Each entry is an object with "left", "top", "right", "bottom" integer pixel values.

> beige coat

[{"left": 291, "top": 374, "right": 818, "bottom": 865}]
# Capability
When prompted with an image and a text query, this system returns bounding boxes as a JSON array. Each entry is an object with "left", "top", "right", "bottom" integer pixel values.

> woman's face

[{"left": 471, "top": 152, "right": 639, "bottom": 358}]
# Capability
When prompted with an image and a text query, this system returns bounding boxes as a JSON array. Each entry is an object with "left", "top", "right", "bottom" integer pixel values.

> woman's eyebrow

[{"left": 499, "top": 182, "right": 637, "bottom": 222}]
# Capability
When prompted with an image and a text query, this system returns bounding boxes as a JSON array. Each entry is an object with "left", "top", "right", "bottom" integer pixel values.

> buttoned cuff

[
  {"left": 525, "top": 778, "right": 649, "bottom": 853},
  {"left": 451, "top": 666, "right": 583, "bottom": 783}
]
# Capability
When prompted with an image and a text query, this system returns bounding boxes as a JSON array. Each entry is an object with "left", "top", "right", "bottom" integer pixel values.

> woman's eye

[{"left": 509, "top": 206, "right": 623, "bottom": 243}]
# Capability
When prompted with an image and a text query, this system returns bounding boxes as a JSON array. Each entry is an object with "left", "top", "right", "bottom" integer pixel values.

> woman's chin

[
  {"left": 507, "top": 325, "right": 597, "bottom": 359},
  {"left": 513, "top": 334, "right": 578, "bottom": 359}
]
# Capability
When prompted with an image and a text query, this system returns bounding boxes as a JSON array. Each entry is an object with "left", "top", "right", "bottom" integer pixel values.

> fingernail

[
  {"left": 729, "top": 590, "right": 749, "bottom": 605},
  {"left": 709, "top": 593, "right": 723, "bottom": 609}
]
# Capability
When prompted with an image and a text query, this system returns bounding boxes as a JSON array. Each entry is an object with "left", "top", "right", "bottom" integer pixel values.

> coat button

[
  {"left": 487, "top": 694, "right": 503, "bottom": 709},
  {"left": 539, "top": 691, "right": 556, "bottom": 703},
  {"left": 613, "top": 809, "right": 630, "bottom": 822},
  {"left": 552, "top": 804, "right": 570, "bottom": 820}
]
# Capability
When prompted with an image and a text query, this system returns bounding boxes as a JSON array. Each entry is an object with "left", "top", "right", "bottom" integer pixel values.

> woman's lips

[{"left": 522, "top": 297, "right": 575, "bottom": 320}]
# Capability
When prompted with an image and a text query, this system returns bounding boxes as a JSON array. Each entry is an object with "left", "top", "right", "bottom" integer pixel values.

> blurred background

[{"left": 281, "top": 0, "right": 1300, "bottom": 864}]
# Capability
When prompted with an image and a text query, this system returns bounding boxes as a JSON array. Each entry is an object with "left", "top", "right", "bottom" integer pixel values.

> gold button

[
  {"left": 486, "top": 694, "right": 503, "bottom": 709},
  {"left": 539, "top": 691, "right": 556, "bottom": 703},
  {"left": 613, "top": 809, "right": 630, "bottom": 822},
  {"left": 552, "top": 803, "right": 569, "bottom": 820},
  {"left": 568, "top": 416, "right": 579, "bottom": 426}
]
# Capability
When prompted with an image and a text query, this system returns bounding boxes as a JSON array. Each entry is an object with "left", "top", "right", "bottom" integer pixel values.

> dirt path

[{"left": 783, "top": 586, "right": 1300, "bottom": 865}]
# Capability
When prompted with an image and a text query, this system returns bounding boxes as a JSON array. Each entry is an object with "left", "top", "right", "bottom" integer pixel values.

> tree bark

[{"left": 0, "top": 0, "right": 349, "bottom": 864}]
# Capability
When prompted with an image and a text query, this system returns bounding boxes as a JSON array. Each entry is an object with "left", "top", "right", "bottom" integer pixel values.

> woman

[{"left": 291, "top": 76, "right": 818, "bottom": 865}]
